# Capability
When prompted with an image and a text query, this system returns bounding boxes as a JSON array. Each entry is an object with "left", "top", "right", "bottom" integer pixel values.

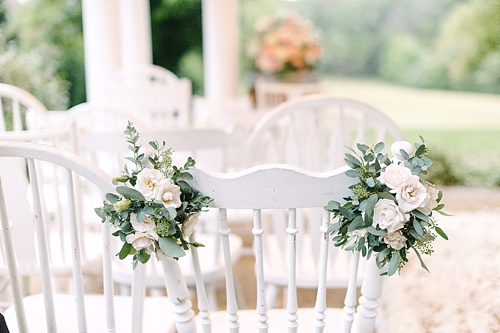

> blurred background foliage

[{"left": 1, "top": 0, "right": 499, "bottom": 108}]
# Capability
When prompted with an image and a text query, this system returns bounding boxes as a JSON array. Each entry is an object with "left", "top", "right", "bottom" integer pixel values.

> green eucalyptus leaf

[
  {"left": 435, "top": 227, "right": 449, "bottom": 240},
  {"left": 357, "top": 143, "right": 369, "bottom": 154},
  {"left": 365, "top": 194, "right": 379, "bottom": 217},
  {"left": 116, "top": 186, "right": 146, "bottom": 201},
  {"left": 387, "top": 251, "right": 401, "bottom": 276},
  {"left": 413, "top": 219, "right": 424, "bottom": 236},
  {"left": 374, "top": 142, "right": 385, "bottom": 153},
  {"left": 345, "top": 169, "right": 360, "bottom": 178},
  {"left": 327, "top": 222, "right": 341, "bottom": 234},
  {"left": 367, "top": 226, "right": 387, "bottom": 236},
  {"left": 325, "top": 200, "right": 340, "bottom": 212},
  {"left": 159, "top": 237, "right": 186, "bottom": 258},
  {"left": 411, "top": 246, "right": 430, "bottom": 273},
  {"left": 347, "top": 215, "right": 365, "bottom": 232},
  {"left": 118, "top": 242, "right": 133, "bottom": 260},
  {"left": 106, "top": 193, "right": 120, "bottom": 204}
]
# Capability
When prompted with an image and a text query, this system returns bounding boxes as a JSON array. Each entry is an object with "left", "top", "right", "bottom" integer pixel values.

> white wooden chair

[
  {"left": 106, "top": 64, "right": 193, "bottom": 128},
  {"left": 244, "top": 94, "right": 402, "bottom": 323},
  {"left": 0, "top": 83, "right": 49, "bottom": 133},
  {"left": 0, "top": 141, "right": 178, "bottom": 332},
  {"left": 254, "top": 77, "right": 323, "bottom": 110},
  {"left": 65, "top": 110, "right": 246, "bottom": 309},
  {"left": 163, "top": 164, "right": 385, "bottom": 332}
]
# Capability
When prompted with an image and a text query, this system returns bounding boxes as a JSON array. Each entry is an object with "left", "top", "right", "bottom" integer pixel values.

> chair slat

[
  {"left": 26, "top": 158, "right": 57, "bottom": 332},
  {"left": 252, "top": 209, "right": 268, "bottom": 332},
  {"left": 286, "top": 208, "right": 298, "bottom": 331},
  {"left": 0, "top": 177, "right": 28, "bottom": 331}
]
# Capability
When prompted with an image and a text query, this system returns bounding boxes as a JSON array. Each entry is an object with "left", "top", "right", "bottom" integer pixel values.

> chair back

[
  {"left": 106, "top": 64, "right": 193, "bottom": 128},
  {"left": 0, "top": 83, "right": 49, "bottom": 132},
  {"left": 247, "top": 94, "right": 403, "bottom": 170},
  {"left": 177, "top": 165, "right": 385, "bottom": 332},
  {"left": 0, "top": 141, "right": 179, "bottom": 332}
]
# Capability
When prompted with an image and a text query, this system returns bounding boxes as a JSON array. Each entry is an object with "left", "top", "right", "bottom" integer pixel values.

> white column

[
  {"left": 120, "top": 0, "right": 153, "bottom": 67},
  {"left": 202, "top": 0, "right": 240, "bottom": 101},
  {"left": 81, "top": 0, "right": 122, "bottom": 103}
]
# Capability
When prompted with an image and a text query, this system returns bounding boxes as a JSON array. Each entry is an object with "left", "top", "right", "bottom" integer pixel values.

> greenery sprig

[
  {"left": 95, "top": 122, "right": 213, "bottom": 268},
  {"left": 326, "top": 138, "right": 448, "bottom": 276}
]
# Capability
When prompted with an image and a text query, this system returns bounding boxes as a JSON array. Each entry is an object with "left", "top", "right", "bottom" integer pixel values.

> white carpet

[{"left": 380, "top": 210, "right": 500, "bottom": 333}]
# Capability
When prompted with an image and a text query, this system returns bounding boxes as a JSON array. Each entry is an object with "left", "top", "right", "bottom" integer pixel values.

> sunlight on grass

[{"left": 322, "top": 78, "right": 500, "bottom": 187}]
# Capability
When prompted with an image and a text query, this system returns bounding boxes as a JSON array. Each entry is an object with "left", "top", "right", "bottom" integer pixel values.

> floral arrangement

[
  {"left": 95, "top": 122, "right": 213, "bottom": 268},
  {"left": 247, "top": 12, "right": 322, "bottom": 76},
  {"left": 326, "top": 138, "right": 448, "bottom": 276}
]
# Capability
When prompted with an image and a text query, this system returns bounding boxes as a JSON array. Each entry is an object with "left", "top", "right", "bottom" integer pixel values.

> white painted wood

[
  {"left": 0, "top": 141, "right": 179, "bottom": 332},
  {"left": 202, "top": 0, "right": 239, "bottom": 101},
  {"left": 119, "top": 0, "right": 152, "bottom": 67},
  {"left": 65, "top": 113, "right": 245, "bottom": 309},
  {"left": 245, "top": 94, "right": 403, "bottom": 313},
  {"left": 105, "top": 64, "right": 193, "bottom": 128},
  {"left": 255, "top": 78, "right": 323, "bottom": 110},
  {"left": 186, "top": 165, "right": 384, "bottom": 332},
  {"left": 81, "top": 0, "right": 121, "bottom": 103},
  {"left": 0, "top": 83, "right": 49, "bottom": 132}
]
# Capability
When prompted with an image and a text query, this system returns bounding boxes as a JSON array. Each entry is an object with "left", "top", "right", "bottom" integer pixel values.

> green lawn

[{"left": 323, "top": 78, "right": 500, "bottom": 187}]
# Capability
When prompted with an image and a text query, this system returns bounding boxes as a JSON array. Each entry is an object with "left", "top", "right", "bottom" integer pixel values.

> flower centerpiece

[
  {"left": 95, "top": 122, "right": 213, "bottom": 268},
  {"left": 247, "top": 12, "right": 322, "bottom": 80},
  {"left": 326, "top": 138, "right": 448, "bottom": 276}
]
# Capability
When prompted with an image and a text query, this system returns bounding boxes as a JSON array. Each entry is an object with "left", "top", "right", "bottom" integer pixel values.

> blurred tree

[
  {"left": 7, "top": 0, "right": 83, "bottom": 108},
  {"left": 150, "top": 0, "right": 204, "bottom": 94},
  {"left": 436, "top": 0, "right": 500, "bottom": 93}
]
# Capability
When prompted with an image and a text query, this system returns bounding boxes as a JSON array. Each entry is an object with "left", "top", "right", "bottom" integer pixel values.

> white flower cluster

[
  {"left": 124, "top": 168, "right": 200, "bottom": 255},
  {"left": 374, "top": 164, "right": 439, "bottom": 250}
]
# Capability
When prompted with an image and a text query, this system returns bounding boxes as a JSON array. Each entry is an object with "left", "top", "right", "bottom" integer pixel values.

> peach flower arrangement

[{"left": 247, "top": 12, "right": 322, "bottom": 76}]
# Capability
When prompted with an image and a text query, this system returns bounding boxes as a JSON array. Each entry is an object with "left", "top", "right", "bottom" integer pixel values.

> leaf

[
  {"left": 413, "top": 210, "right": 429, "bottom": 221},
  {"left": 345, "top": 153, "right": 362, "bottom": 167},
  {"left": 365, "top": 194, "right": 379, "bottom": 218},
  {"left": 118, "top": 242, "right": 133, "bottom": 260},
  {"left": 374, "top": 142, "right": 385, "bottom": 153},
  {"left": 357, "top": 143, "right": 369, "bottom": 154},
  {"left": 106, "top": 193, "right": 120, "bottom": 203},
  {"left": 378, "top": 192, "right": 395, "bottom": 200},
  {"left": 325, "top": 200, "right": 340, "bottom": 212},
  {"left": 415, "top": 144, "right": 426, "bottom": 157},
  {"left": 327, "top": 222, "right": 340, "bottom": 234},
  {"left": 116, "top": 186, "right": 146, "bottom": 201},
  {"left": 411, "top": 246, "right": 430, "bottom": 273},
  {"left": 345, "top": 169, "right": 360, "bottom": 178},
  {"left": 347, "top": 215, "right": 365, "bottom": 232},
  {"left": 136, "top": 249, "right": 151, "bottom": 264},
  {"left": 367, "top": 226, "right": 387, "bottom": 236},
  {"left": 180, "top": 172, "right": 193, "bottom": 180},
  {"left": 387, "top": 251, "right": 401, "bottom": 276},
  {"left": 366, "top": 177, "right": 375, "bottom": 187},
  {"left": 159, "top": 237, "right": 186, "bottom": 258},
  {"left": 413, "top": 219, "right": 424, "bottom": 236},
  {"left": 435, "top": 227, "right": 449, "bottom": 240}
]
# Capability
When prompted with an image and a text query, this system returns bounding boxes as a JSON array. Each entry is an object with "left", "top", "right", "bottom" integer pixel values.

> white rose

[
  {"left": 130, "top": 214, "right": 156, "bottom": 233},
  {"left": 382, "top": 230, "right": 407, "bottom": 250},
  {"left": 373, "top": 199, "right": 408, "bottom": 233},
  {"left": 154, "top": 179, "right": 182, "bottom": 208},
  {"left": 418, "top": 183, "right": 440, "bottom": 215},
  {"left": 126, "top": 230, "right": 158, "bottom": 254},
  {"left": 182, "top": 212, "right": 200, "bottom": 238},
  {"left": 378, "top": 164, "right": 413, "bottom": 190},
  {"left": 395, "top": 175, "right": 428, "bottom": 212},
  {"left": 135, "top": 168, "right": 164, "bottom": 200}
]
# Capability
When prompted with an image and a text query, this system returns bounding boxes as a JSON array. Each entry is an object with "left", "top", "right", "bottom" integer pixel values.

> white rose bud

[
  {"left": 378, "top": 164, "right": 412, "bottom": 190},
  {"left": 395, "top": 175, "right": 428, "bottom": 213}
]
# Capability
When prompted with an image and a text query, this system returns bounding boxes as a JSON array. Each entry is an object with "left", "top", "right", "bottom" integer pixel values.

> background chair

[
  {"left": 243, "top": 94, "right": 403, "bottom": 320},
  {"left": 254, "top": 77, "right": 323, "bottom": 109},
  {"left": 0, "top": 83, "right": 49, "bottom": 133},
  {"left": 0, "top": 141, "right": 179, "bottom": 332},
  {"left": 105, "top": 64, "right": 193, "bottom": 128},
  {"left": 174, "top": 164, "right": 385, "bottom": 332},
  {"left": 65, "top": 107, "right": 246, "bottom": 309}
]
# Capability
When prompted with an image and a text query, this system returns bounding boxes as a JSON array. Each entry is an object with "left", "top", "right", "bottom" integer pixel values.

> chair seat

[
  {"left": 3, "top": 293, "right": 176, "bottom": 333},
  {"left": 198, "top": 307, "right": 363, "bottom": 333}
]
